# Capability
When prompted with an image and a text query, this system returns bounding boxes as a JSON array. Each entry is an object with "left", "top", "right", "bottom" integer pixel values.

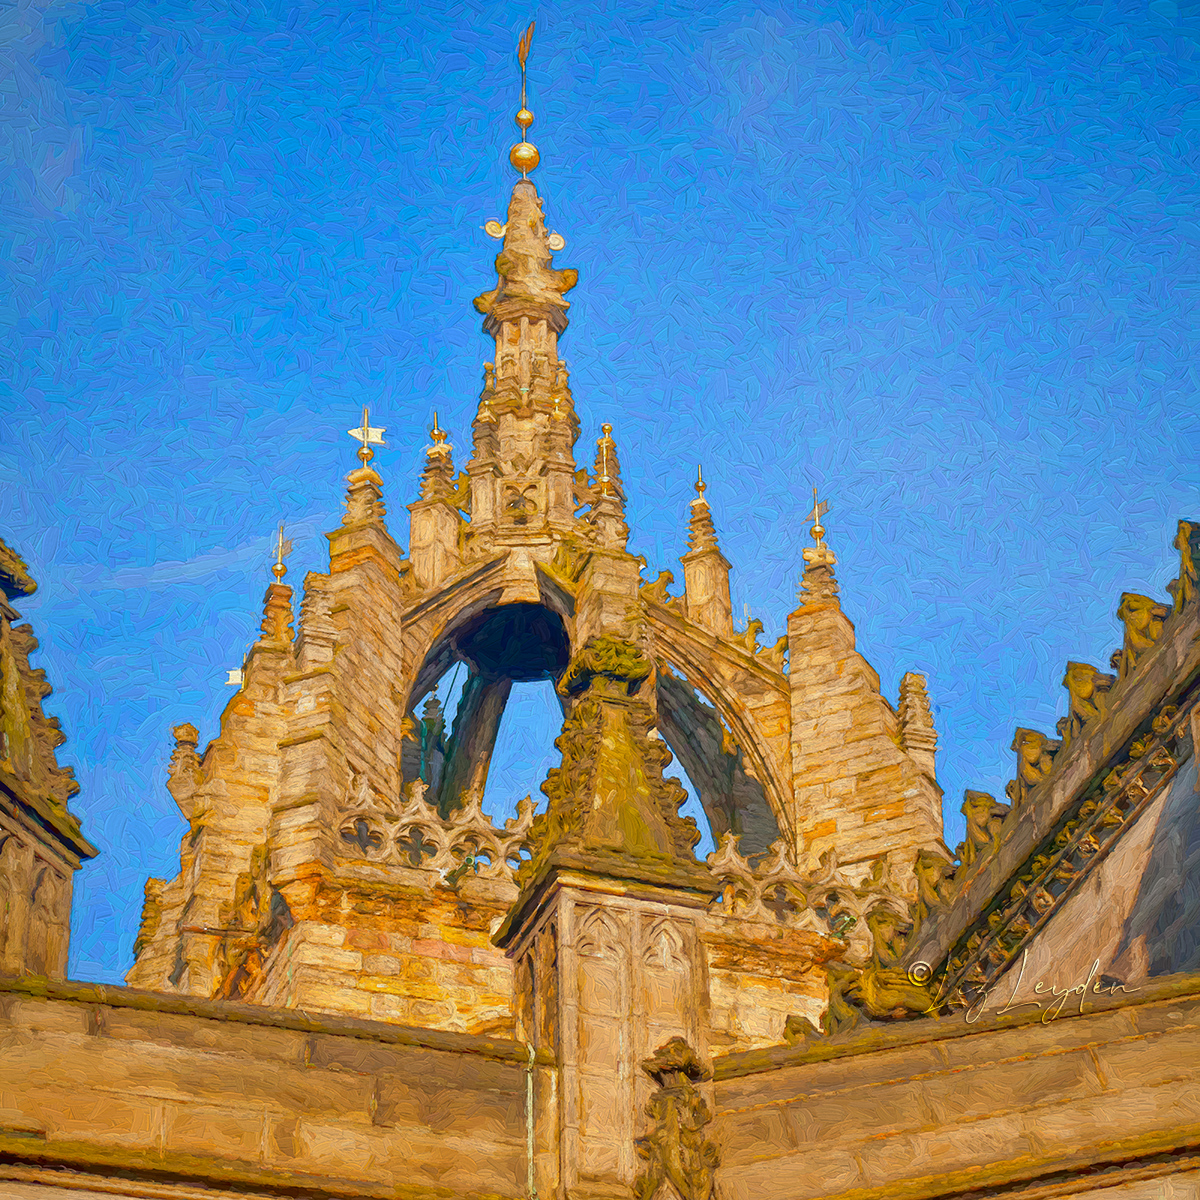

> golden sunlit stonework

[{"left": 3, "top": 25, "right": 1200, "bottom": 1200}]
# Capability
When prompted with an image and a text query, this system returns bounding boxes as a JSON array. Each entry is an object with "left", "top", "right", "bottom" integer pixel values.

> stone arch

[
  {"left": 654, "top": 668, "right": 781, "bottom": 857},
  {"left": 399, "top": 555, "right": 578, "bottom": 707}
]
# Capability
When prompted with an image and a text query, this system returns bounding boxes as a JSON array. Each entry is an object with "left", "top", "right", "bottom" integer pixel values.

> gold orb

[
  {"left": 516, "top": 107, "right": 534, "bottom": 130},
  {"left": 509, "top": 140, "right": 540, "bottom": 173}
]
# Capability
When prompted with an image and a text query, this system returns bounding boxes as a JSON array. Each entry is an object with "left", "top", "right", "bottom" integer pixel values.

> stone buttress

[{"left": 786, "top": 522, "right": 948, "bottom": 882}]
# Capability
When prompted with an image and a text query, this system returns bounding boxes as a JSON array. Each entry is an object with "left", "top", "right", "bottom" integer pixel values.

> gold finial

[
  {"left": 598, "top": 423, "right": 614, "bottom": 497},
  {"left": 272, "top": 523, "right": 293, "bottom": 581},
  {"left": 509, "top": 21, "right": 540, "bottom": 177},
  {"left": 695, "top": 465, "right": 707, "bottom": 498},
  {"left": 808, "top": 487, "right": 829, "bottom": 547},
  {"left": 801, "top": 486, "right": 836, "bottom": 573},
  {"left": 428, "top": 411, "right": 452, "bottom": 457},
  {"left": 347, "top": 404, "right": 386, "bottom": 464}
]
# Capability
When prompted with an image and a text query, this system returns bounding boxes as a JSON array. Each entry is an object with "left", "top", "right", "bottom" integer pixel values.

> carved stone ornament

[
  {"left": 913, "top": 848, "right": 955, "bottom": 924},
  {"left": 1061, "top": 661, "right": 1116, "bottom": 746},
  {"left": 956, "top": 790, "right": 1010, "bottom": 872},
  {"left": 634, "top": 1038, "right": 720, "bottom": 1200},
  {"left": 521, "top": 637, "right": 701, "bottom": 878},
  {"left": 705, "top": 833, "right": 911, "bottom": 958},
  {"left": 1005, "top": 728, "right": 1060, "bottom": 807},
  {"left": 823, "top": 901, "right": 937, "bottom": 1035},
  {"left": 334, "top": 773, "right": 536, "bottom": 883},
  {"left": 1168, "top": 519, "right": 1200, "bottom": 612},
  {"left": 1115, "top": 592, "right": 1170, "bottom": 679}
]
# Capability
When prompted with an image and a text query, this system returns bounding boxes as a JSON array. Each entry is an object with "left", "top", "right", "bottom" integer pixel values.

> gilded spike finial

[
  {"left": 598, "top": 422, "right": 614, "bottom": 497},
  {"left": 686, "top": 466, "right": 720, "bottom": 555},
  {"left": 272, "top": 523, "right": 293, "bottom": 582},
  {"left": 419, "top": 411, "right": 457, "bottom": 502},
  {"left": 260, "top": 523, "right": 295, "bottom": 646},
  {"left": 509, "top": 21, "right": 540, "bottom": 177}
]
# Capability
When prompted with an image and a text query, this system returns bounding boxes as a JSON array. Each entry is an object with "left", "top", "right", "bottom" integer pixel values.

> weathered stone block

[{"left": 160, "top": 1099, "right": 266, "bottom": 1161}]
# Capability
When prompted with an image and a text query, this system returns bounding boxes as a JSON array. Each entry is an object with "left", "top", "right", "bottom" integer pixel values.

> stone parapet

[
  {"left": 711, "top": 971, "right": 1200, "bottom": 1200},
  {"left": 909, "top": 579, "right": 1200, "bottom": 975},
  {"left": 0, "top": 974, "right": 539, "bottom": 1200},
  {"left": 3, "top": 971, "right": 1198, "bottom": 1200}
]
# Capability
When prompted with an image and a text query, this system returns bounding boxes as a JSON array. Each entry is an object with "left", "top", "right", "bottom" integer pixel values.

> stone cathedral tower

[{"left": 124, "top": 27, "right": 949, "bottom": 1195}]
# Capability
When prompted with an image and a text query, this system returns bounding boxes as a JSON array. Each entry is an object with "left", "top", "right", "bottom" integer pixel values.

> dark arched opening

[{"left": 404, "top": 603, "right": 571, "bottom": 816}]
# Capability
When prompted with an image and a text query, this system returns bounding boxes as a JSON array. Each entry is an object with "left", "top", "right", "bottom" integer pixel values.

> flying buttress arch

[{"left": 644, "top": 604, "right": 795, "bottom": 858}]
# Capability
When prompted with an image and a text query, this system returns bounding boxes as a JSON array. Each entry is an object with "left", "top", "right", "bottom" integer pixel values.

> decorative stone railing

[
  {"left": 941, "top": 697, "right": 1193, "bottom": 1001},
  {"left": 705, "top": 832, "right": 908, "bottom": 963},
  {"left": 335, "top": 775, "right": 536, "bottom": 886}
]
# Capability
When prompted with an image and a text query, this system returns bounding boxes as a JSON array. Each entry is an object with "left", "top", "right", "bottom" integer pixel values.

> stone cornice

[{"left": 0, "top": 776, "right": 97, "bottom": 862}]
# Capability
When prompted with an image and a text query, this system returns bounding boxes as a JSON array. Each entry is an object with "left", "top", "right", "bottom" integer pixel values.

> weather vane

[
  {"left": 510, "top": 21, "right": 539, "bottom": 178},
  {"left": 347, "top": 405, "right": 386, "bottom": 465},
  {"left": 808, "top": 487, "right": 830, "bottom": 547},
  {"left": 802, "top": 486, "right": 836, "bottom": 573},
  {"left": 484, "top": 20, "right": 566, "bottom": 250}
]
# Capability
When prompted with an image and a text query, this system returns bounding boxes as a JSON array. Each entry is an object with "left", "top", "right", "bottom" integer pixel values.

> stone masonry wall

[
  {"left": 3, "top": 973, "right": 1199, "bottom": 1199},
  {"left": 788, "top": 588, "right": 945, "bottom": 876},
  {"left": 713, "top": 972, "right": 1200, "bottom": 1200},
  {"left": 0, "top": 978, "right": 537, "bottom": 1200}
]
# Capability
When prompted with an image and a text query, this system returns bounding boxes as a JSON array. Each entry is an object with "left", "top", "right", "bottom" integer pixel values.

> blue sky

[{"left": 3, "top": 0, "right": 1199, "bottom": 984}]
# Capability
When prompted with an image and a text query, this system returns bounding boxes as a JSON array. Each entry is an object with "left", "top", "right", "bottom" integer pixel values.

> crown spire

[{"left": 462, "top": 25, "right": 581, "bottom": 546}]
